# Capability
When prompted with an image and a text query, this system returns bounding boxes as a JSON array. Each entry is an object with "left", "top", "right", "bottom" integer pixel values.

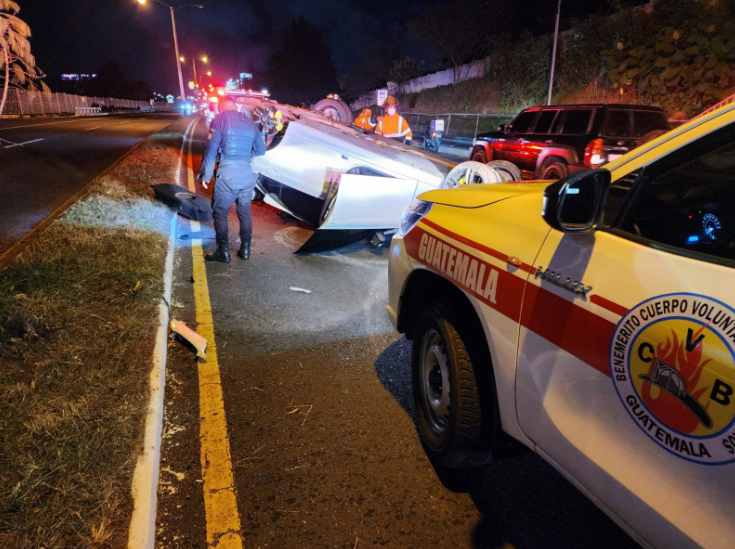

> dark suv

[{"left": 470, "top": 104, "right": 670, "bottom": 179}]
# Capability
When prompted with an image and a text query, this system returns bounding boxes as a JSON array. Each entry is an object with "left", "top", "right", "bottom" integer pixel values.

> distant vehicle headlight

[{"left": 399, "top": 199, "right": 433, "bottom": 237}]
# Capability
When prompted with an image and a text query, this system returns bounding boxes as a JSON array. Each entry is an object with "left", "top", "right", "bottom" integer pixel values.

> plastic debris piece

[
  {"left": 289, "top": 287, "right": 312, "bottom": 294},
  {"left": 170, "top": 319, "right": 208, "bottom": 359}
]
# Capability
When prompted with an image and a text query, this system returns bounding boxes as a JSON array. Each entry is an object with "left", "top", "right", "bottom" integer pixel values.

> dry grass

[{"left": 0, "top": 117, "right": 189, "bottom": 548}]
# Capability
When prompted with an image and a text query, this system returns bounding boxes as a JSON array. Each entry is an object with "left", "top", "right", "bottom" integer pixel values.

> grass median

[{"left": 0, "top": 118, "right": 191, "bottom": 548}]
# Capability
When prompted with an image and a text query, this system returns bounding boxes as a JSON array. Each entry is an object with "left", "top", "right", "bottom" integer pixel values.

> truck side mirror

[{"left": 542, "top": 169, "right": 611, "bottom": 233}]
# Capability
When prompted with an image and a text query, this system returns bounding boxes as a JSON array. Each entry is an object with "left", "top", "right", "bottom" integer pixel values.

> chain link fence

[
  {"left": 403, "top": 112, "right": 514, "bottom": 140},
  {"left": 1, "top": 88, "right": 165, "bottom": 116}
]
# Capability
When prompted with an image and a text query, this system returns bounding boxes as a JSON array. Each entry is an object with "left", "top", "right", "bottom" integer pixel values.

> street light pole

[
  {"left": 136, "top": 1, "right": 203, "bottom": 103},
  {"left": 169, "top": 6, "right": 187, "bottom": 102},
  {"left": 191, "top": 59, "right": 198, "bottom": 88},
  {"left": 547, "top": 0, "right": 562, "bottom": 106}
]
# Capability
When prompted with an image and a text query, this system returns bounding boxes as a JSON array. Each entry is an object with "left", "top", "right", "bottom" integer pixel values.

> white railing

[{"left": 1, "top": 88, "right": 166, "bottom": 117}]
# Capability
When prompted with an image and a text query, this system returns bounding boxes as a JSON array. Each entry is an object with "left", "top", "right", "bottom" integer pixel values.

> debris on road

[
  {"left": 169, "top": 319, "right": 207, "bottom": 359},
  {"left": 289, "top": 287, "right": 312, "bottom": 294}
]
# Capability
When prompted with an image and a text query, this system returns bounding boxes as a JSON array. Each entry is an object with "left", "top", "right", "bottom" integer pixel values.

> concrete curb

[{"left": 127, "top": 116, "right": 199, "bottom": 549}]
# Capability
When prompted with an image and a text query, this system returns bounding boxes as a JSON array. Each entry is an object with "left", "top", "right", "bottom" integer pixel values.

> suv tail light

[{"left": 584, "top": 139, "right": 606, "bottom": 168}]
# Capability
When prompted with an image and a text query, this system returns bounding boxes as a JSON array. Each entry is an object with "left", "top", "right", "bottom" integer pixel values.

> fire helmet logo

[{"left": 610, "top": 293, "right": 735, "bottom": 465}]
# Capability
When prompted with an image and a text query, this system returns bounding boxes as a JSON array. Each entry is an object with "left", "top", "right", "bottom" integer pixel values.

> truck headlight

[{"left": 399, "top": 199, "right": 433, "bottom": 237}]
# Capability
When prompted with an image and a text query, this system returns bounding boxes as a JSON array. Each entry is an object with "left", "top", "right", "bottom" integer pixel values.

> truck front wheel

[{"left": 412, "top": 304, "right": 495, "bottom": 468}]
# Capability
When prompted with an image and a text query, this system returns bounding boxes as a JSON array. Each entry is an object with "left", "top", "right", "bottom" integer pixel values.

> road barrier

[{"left": 1, "top": 88, "right": 167, "bottom": 116}]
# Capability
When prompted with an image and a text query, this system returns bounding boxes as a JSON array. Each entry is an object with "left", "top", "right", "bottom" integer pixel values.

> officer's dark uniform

[{"left": 198, "top": 106, "right": 266, "bottom": 262}]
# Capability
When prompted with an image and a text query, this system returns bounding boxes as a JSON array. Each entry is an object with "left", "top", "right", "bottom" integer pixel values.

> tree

[
  {"left": 267, "top": 17, "right": 337, "bottom": 105},
  {"left": 388, "top": 57, "right": 424, "bottom": 84},
  {"left": 0, "top": 0, "right": 47, "bottom": 116},
  {"left": 86, "top": 62, "right": 133, "bottom": 99},
  {"left": 409, "top": 0, "right": 514, "bottom": 84}
]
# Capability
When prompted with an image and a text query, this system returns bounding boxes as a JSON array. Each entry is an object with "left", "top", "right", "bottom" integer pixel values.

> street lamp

[
  {"left": 136, "top": 0, "right": 203, "bottom": 104},
  {"left": 180, "top": 55, "right": 209, "bottom": 88}
]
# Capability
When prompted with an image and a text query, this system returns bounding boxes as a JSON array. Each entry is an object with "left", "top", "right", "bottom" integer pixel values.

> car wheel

[
  {"left": 541, "top": 161, "right": 569, "bottom": 180},
  {"left": 312, "top": 98, "right": 354, "bottom": 124},
  {"left": 485, "top": 160, "right": 521, "bottom": 182},
  {"left": 412, "top": 305, "right": 494, "bottom": 468},
  {"left": 442, "top": 161, "right": 504, "bottom": 189},
  {"left": 471, "top": 149, "right": 487, "bottom": 163}
]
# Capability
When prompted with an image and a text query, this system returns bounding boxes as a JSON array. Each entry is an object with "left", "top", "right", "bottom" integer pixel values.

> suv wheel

[
  {"left": 471, "top": 149, "right": 488, "bottom": 163},
  {"left": 541, "top": 161, "right": 569, "bottom": 180},
  {"left": 412, "top": 305, "right": 494, "bottom": 468}
]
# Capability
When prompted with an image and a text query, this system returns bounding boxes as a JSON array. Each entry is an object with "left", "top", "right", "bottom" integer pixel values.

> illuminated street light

[
  {"left": 135, "top": 0, "right": 204, "bottom": 105},
  {"left": 206, "top": 71, "right": 212, "bottom": 77},
  {"left": 201, "top": 56, "right": 209, "bottom": 63}
]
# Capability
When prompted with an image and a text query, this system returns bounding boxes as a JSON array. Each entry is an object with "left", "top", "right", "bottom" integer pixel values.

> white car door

[{"left": 515, "top": 127, "right": 735, "bottom": 549}]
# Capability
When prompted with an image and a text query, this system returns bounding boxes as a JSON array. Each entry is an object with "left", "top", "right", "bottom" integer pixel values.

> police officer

[{"left": 197, "top": 97, "right": 266, "bottom": 263}]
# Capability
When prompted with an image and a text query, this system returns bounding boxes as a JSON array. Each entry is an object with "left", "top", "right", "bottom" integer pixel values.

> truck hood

[{"left": 417, "top": 181, "right": 551, "bottom": 209}]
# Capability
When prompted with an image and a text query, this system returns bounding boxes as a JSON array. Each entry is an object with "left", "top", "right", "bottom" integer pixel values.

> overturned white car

[{"left": 234, "top": 97, "right": 518, "bottom": 253}]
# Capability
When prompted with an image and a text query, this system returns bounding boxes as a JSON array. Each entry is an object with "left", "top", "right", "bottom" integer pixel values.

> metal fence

[
  {"left": 1, "top": 88, "right": 164, "bottom": 116},
  {"left": 403, "top": 112, "right": 514, "bottom": 140}
]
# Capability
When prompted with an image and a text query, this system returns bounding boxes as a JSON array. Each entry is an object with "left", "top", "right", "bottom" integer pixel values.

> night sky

[{"left": 19, "top": 0, "right": 646, "bottom": 96}]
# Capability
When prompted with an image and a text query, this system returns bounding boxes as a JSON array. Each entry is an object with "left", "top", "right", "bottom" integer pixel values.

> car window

[
  {"left": 632, "top": 110, "right": 670, "bottom": 138},
  {"left": 561, "top": 109, "right": 594, "bottom": 135},
  {"left": 617, "top": 127, "right": 735, "bottom": 264},
  {"left": 533, "top": 110, "right": 559, "bottom": 134},
  {"left": 550, "top": 111, "right": 565, "bottom": 134},
  {"left": 509, "top": 111, "right": 538, "bottom": 133},
  {"left": 345, "top": 166, "right": 389, "bottom": 177},
  {"left": 603, "top": 109, "right": 631, "bottom": 138}
]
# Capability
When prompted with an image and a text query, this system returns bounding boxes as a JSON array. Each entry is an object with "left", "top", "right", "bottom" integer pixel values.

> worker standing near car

[
  {"left": 197, "top": 96, "right": 266, "bottom": 263},
  {"left": 374, "top": 96, "right": 412, "bottom": 143},
  {"left": 354, "top": 107, "right": 376, "bottom": 131}
]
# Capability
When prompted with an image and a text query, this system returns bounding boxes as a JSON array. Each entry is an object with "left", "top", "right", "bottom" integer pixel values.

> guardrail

[
  {"left": 403, "top": 112, "right": 513, "bottom": 140},
  {"left": 1, "top": 89, "right": 166, "bottom": 117}
]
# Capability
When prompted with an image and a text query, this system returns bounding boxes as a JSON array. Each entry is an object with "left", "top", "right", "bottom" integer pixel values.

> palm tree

[{"left": 0, "top": 0, "right": 47, "bottom": 117}]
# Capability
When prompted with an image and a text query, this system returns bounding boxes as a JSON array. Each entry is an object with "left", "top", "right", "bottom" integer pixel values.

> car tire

[
  {"left": 312, "top": 98, "right": 354, "bottom": 124},
  {"left": 540, "top": 161, "right": 569, "bottom": 180},
  {"left": 412, "top": 304, "right": 494, "bottom": 468},
  {"left": 485, "top": 160, "right": 521, "bottom": 182},
  {"left": 471, "top": 149, "right": 488, "bottom": 163}
]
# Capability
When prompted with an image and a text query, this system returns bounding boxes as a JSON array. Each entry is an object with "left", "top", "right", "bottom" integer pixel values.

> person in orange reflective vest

[
  {"left": 354, "top": 108, "right": 376, "bottom": 131},
  {"left": 374, "top": 96, "right": 412, "bottom": 143}
]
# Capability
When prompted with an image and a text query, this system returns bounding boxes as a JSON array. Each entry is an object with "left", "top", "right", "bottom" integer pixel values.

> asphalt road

[
  {"left": 155, "top": 121, "right": 642, "bottom": 549},
  {"left": 0, "top": 112, "right": 181, "bottom": 255}
]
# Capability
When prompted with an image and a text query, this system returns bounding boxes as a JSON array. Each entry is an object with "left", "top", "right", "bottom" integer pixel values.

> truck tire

[
  {"left": 540, "top": 160, "right": 569, "bottom": 180},
  {"left": 412, "top": 304, "right": 495, "bottom": 468},
  {"left": 485, "top": 160, "right": 521, "bottom": 182},
  {"left": 471, "top": 148, "right": 488, "bottom": 163},
  {"left": 312, "top": 98, "right": 354, "bottom": 124}
]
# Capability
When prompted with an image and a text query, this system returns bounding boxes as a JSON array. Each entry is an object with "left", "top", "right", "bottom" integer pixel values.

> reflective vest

[
  {"left": 375, "top": 113, "right": 412, "bottom": 140},
  {"left": 355, "top": 112, "right": 376, "bottom": 131}
]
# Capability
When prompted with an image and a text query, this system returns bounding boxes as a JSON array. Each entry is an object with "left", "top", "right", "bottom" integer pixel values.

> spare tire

[
  {"left": 485, "top": 160, "right": 521, "bottom": 182},
  {"left": 442, "top": 161, "right": 504, "bottom": 189},
  {"left": 312, "top": 98, "right": 354, "bottom": 124}
]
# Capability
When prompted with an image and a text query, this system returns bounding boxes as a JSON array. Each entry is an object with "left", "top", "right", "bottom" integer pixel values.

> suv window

[
  {"left": 618, "top": 128, "right": 735, "bottom": 263},
  {"left": 533, "top": 110, "right": 559, "bottom": 134},
  {"left": 561, "top": 109, "right": 594, "bottom": 135},
  {"left": 509, "top": 110, "right": 538, "bottom": 133},
  {"left": 603, "top": 109, "right": 631, "bottom": 138},
  {"left": 632, "top": 110, "right": 670, "bottom": 138}
]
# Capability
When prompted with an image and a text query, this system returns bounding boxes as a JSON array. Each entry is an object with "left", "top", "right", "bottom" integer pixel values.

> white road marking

[
  {"left": 85, "top": 126, "right": 102, "bottom": 131},
  {"left": 0, "top": 119, "right": 84, "bottom": 131},
  {"left": 0, "top": 137, "right": 20, "bottom": 147},
  {"left": 4, "top": 138, "right": 45, "bottom": 149},
  {"left": 119, "top": 121, "right": 131, "bottom": 124}
]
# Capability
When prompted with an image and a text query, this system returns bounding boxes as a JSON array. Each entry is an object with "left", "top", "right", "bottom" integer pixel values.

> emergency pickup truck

[{"left": 388, "top": 102, "right": 735, "bottom": 549}]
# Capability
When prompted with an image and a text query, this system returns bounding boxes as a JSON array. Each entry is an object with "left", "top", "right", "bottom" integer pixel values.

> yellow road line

[{"left": 186, "top": 118, "right": 244, "bottom": 548}]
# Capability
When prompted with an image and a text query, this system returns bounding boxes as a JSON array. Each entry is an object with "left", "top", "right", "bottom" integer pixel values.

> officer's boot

[
  {"left": 205, "top": 243, "right": 231, "bottom": 263},
  {"left": 237, "top": 240, "right": 251, "bottom": 260}
]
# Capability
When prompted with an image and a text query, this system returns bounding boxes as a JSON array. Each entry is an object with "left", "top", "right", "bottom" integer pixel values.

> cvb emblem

[
  {"left": 534, "top": 266, "right": 592, "bottom": 297},
  {"left": 610, "top": 293, "right": 735, "bottom": 465}
]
